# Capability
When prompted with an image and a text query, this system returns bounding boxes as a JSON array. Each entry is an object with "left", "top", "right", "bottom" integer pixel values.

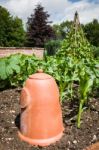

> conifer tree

[{"left": 26, "top": 4, "right": 54, "bottom": 47}]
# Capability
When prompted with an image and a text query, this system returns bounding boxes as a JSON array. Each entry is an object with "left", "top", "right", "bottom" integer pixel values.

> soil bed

[{"left": 0, "top": 88, "right": 99, "bottom": 150}]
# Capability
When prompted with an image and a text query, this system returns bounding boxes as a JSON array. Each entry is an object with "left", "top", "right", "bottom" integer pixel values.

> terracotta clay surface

[
  {"left": 85, "top": 142, "right": 99, "bottom": 150},
  {"left": 18, "top": 71, "right": 64, "bottom": 146}
]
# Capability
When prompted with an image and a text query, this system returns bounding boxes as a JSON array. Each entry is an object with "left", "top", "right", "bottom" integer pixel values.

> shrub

[
  {"left": 93, "top": 46, "right": 99, "bottom": 58},
  {"left": 44, "top": 40, "right": 62, "bottom": 56}
]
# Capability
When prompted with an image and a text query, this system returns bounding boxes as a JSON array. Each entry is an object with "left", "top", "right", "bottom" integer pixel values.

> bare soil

[{"left": 0, "top": 88, "right": 99, "bottom": 150}]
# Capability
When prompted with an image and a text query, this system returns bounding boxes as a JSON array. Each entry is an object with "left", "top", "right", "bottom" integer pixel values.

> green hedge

[
  {"left": 44, "top": 40, "right": 62, "bottom": 56},
  {"left": 93, "top": 46, "right": 99, "bottom": 58}
]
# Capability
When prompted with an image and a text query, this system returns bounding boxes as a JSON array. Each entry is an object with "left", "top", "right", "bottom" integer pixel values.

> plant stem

[
  {"left": 70, "top": 81, "right": 73, "bottom": 98},
  {"left": 77, "top": 99, "right": 84, "bottom": 128}
]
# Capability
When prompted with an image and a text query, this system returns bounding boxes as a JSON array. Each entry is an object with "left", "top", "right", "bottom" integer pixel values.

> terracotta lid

[{"left": 29, "top": 69, "right": 52, "bottom": 80}]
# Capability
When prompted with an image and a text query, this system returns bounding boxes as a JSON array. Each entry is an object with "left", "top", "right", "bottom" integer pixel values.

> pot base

[
  {"left": 18, "top": 131, "right": 63, "bottom": 146},
  {"left": 85, "top": 142, "right": 99, "bottom": 150}
]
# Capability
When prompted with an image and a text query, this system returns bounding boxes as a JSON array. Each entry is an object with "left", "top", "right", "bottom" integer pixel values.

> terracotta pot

[
  {"left": 18, "top": 70, "right": 64, "bottom": 146},
  {"left": 85, "top": 142, "right": 99, "bottom": 150}
]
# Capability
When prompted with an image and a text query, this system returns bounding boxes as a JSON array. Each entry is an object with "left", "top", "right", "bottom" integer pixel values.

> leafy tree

[
  {"left": 83, "top": 19, "right": 99, "bottom": 47},
  {"left": 7, "top": 17, "right": 26, "bottom": 47},
  {"left": 0, "top": 6, "right": 11, "bottom": 46},
  {"left": 0, "top": 6, "right": 26, "bottom": 47},
  {"left": 53, "top": 21, "right": 73, "bottom": 40},
  {"left": 26, "top": 4, "right": 55, "bottom": 47},
  {"left": 52, "top": 24, "right": 62, "bottom": 39}
]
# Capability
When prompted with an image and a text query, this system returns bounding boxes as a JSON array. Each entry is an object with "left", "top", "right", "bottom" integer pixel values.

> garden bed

[{"left": 0, "top": 88, "right": 99, "bottom": 150}]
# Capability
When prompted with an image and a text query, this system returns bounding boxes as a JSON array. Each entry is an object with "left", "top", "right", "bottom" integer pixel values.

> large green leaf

[{"left": 0, "top": 60, "right": 7, "bottom": 79}]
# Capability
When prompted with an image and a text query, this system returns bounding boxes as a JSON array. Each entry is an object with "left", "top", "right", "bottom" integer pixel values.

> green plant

[
  {"left": 0, "top": 54, "right": 20, "bottom": 80},
  {"left": 0, "top": 54, "right": 41, "bottom": 88},
  {"left": 77, "top": 59, "right": 96, "bottom": 127},
  {"left": 56, "top": 12, "right": 97, "bottom": 127}
]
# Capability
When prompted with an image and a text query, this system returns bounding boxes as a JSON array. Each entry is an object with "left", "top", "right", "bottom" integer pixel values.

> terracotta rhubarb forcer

[
  {"left": 85, "top": 142, "right": 99, "bottom": 150},
  {"left": 18, "top": 69, "right": 64, "bottom": 146}
]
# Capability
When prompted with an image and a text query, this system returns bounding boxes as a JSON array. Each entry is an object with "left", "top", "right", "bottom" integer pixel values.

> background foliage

[
  {"left": 0, "top": 6, "right": 26, "bottom": 47},
  {"left": 0, "top": 4, "right": 99, "bottom": 52},
  {"left": 83, "top": 19, "right": 99, "bottom": 47},
  {"left": 44, "top": 40, "right": 62, "bottom": 56}
]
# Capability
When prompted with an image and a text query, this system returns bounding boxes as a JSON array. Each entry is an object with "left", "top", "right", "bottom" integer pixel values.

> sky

[{"left": 0, "top": 0, "right": 99, "bottom": 28}]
